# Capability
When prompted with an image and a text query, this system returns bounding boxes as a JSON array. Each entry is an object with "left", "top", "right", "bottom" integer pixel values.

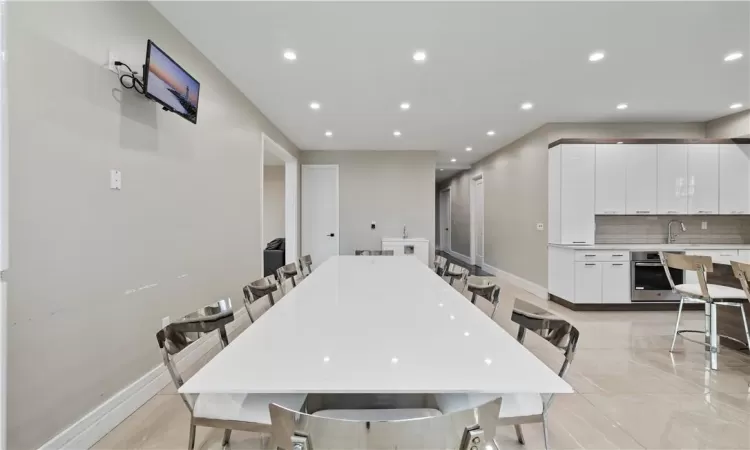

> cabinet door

[
  {"left": 688, "top": 144, "right": 719, "bottom": 215},
  {"left": 625, "top": 144, "right": 658, "bottom": 214},
  {"left": 548, "top": 146, "right": 562, "bottom": 243},
  {"left": 683, "top": 249, "right": 737, "bottom": 285},
  {"left": 575, "top": 262, "right": 602, "bottom": 303},
  {"left": 719, "top": 144, "right": 750, "bottom": 214},
  {"left": 560, "top": 145, "right": 595, "bottom": 245},
  {"left": 595, "top": 144, "right": 627, "bottom": 214},
  {"left": 602, "top": 262, "right": 631, "bottom": 303},
  {"left": 657, "top": 144, "right": 688, "bottom": 214}
]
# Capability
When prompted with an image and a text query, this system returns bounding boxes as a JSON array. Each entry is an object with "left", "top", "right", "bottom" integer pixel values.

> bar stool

[
  {"left": 242, "top": 276, "right": 282, "bottom": 322},
  {"left": 728, "top": 261, "right": 750, "bottom": 350},
  {"left": 277, "top": 262, "right": 300, "bottom": 288},
  {"left": 299, "top": 254, "right": 313, "bottom": 276},
  {"left": 444, "top": 263, "right": 469, "bottom": 292},
  {"left": 465, "top": 276, "right": 499, "bottom": 305},
  {"left": 433, "top": 255, "right": 448, "bottom": 275},
  {"left": 660, "top": 252, "right": 748, "bottom": 370}
]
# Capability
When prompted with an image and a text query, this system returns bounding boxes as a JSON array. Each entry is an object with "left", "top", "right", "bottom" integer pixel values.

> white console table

[{"left": 382, "top": 237, "right": 429, "bottom": 265}]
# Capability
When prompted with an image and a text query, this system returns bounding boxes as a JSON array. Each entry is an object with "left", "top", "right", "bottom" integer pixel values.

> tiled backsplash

[{"left": 595, "top": 215, "right": 750, "bottom": 244}]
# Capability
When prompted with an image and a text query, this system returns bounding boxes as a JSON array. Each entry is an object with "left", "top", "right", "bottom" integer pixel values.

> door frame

[
  {"left": 469, "top": 173, "right": 484, "bottom": 266},
  {"left": 439, "top": 188, "right": 451, "bottom": 252},
  {"left": 261, "top": 134, "right": 299, "bottom": 267},
  {"left": 301, "top": 164, "right": 340, "bottom": 261},
  {"left": 0, "top": 2, "right": 7, "bottom": 446}
]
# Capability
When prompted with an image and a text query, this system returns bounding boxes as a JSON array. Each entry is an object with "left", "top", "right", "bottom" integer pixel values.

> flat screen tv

[{"left": 143, "top": 40, "right": 200, "bottom": 124}]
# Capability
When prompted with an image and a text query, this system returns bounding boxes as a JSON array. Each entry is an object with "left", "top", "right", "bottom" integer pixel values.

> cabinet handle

[
  {"left": 698, "top": 210, "right": 713, "bottom": 214},
  {"left": 573, "top": 241, "right": 586, "bottom": 244},
  {"left": 636, "top": 210, "right": 650, "bottom": 214},
  {"left": 667, "top": 210, "right": 677, "bottom": 214},
  {"left": 612, "top": 263, "right": 624, "bottom": 266},
  {"left": 584, "top": 263, "right": 596, "bottom": 266},
  {"left": 612, "top": 254, "right": 625, "bottom": 257},
  {"left": 584, "top": 254, "right": 596, "bottom": 257}
]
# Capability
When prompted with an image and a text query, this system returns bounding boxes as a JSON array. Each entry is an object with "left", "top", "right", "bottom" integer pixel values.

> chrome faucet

[
  {"left": 403, "top": 225, "right": 408, "bottom": 239},
  {"left": 667, "top": 220, "right": 686, "bottom": 244}
]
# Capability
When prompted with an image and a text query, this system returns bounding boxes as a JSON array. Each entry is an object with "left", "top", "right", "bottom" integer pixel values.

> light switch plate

[
  {"left": 536, "top": 223, "right": 544, "bottom": 231},
  {"left": 701, "top": 221, "right": 708, "bottom": 230},
  {"left": 110, "top": 169, "right": 122, "bottom": 190}
]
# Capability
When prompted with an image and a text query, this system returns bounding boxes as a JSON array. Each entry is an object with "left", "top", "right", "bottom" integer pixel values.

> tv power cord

[{"left": 114, "top": 61, "right": 144, "bottom": 94}]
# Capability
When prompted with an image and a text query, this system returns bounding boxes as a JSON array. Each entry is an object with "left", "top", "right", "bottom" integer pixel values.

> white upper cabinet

[
  {"left": 625, "top": 144, "right": 658, "bottom": 215},
  {"left": 560, "top": 144, "right": 595, "bottom": 245},
  {"left": 688, "top": 144, "right": 719, "bottom": 215},
  {"left": 595, "top": 144, "right": 627, "bottom": 214},
  {"left": 657, "top": 144, "right": 688, "bottom": 214},
  {"left": 719, "top": 144, "right": 750, "bottom": 214}
]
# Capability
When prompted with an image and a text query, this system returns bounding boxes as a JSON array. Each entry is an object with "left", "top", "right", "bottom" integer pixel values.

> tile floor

[{"left": 92, "top": 278, "right": 750, "bottom": 450}]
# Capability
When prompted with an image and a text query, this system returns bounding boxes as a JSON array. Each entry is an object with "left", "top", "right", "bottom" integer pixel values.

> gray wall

[
  {"left": 438, "top": 122, "right": 706, "bottom": 287},
  {"left": 300, "top": 151, "right": 436, "bottom": 258},
  {"left": 263, "top": 166, "right": 286, "bottom": 243},
  {"left": 706, "top": 110, "right": 750, "bottom": 138},
  {"left": 6, "top": 2, "right": 298, "bottom": 448}
]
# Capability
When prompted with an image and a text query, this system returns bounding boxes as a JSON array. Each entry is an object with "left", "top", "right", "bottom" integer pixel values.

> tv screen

[{"left": 144, "top": 40, "right": 200, "bottom": 123}]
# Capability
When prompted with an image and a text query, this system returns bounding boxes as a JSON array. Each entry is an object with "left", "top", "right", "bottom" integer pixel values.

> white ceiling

[{"left": 154, "top": 1, "right": 749, "bottom": 167}]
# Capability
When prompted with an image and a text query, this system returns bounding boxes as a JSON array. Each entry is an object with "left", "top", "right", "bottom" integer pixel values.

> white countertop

[
  {"left": 180, "top": 256, "right": 572, "bottom": 395},
  {"left": 549, "top": 243, "right": 750, "bottom": 251},
  {"left": 382, "top": 237, "right": 429, "bottom": 242}
]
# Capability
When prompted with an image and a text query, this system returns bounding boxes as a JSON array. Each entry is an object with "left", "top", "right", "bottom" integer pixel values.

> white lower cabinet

[
  {"left": 602, "top": 262, "right": 631, "bottom": 303},
  {"left": 575, "top": 262, "right": 603, "bottom": 303},
  {"left": 684, "top": 249, "right": 738, "bottom": 285}
]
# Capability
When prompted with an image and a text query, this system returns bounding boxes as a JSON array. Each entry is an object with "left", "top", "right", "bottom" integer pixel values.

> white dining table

[{"left": 179, "top": 255, "right": 572, "bottom": 397}]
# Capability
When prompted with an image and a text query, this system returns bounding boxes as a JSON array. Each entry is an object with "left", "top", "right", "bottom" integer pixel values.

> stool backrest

[
  {"left": 269, "top": 399, "right": 501, "bottom": 450},
  {"left": 660, "top": 252, "right": 712, "bottom": 297},
  {"left": 300, "top": 254, "right": 313, "bottom": 275},
  {"left": 731, "top": 260, "right": 750, "bottom": 297}
]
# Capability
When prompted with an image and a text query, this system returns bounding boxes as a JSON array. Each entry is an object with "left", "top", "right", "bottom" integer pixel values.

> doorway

[
  {"left": 470, "top": 175, "right": 484, "bottom": 266},
  {"left": 301, "top": 165, "right": 339, "bottom": 268},
  {"left": 261, "top": 134, "right": 298, "bottom": 268},
  {"left": 439, "top": 188, "right": 451, "bottom": 252}
]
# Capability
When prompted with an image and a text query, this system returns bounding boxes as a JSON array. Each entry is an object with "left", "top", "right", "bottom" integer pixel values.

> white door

[
  {"left": 625, "top": 144, "right": 658, "bottom": 215},
  {"left": 719, "top": 144, "right": 750, "bottom": 214},
  {"left": 594, "top": 144, "right": 627, "bottom": 215},
  {"left": 472, "top": 178, "right": 484, "bottom": 266},
  {"left": 688, "top": 144, "right": 719, "bottom": 215},
  {"left": 439, "top": 189, "right": 451, "bottom": 251},
  {"left": 657, "top": 144, "right": 688, "bottom": 214},
  {"left": 560, "top": 144, "right": 595, "bottom": 245},
  {"left": 301, "top": 165, "right": 339, "bottom": 268}
]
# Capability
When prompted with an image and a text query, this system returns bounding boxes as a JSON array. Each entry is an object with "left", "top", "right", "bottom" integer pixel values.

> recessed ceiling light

[
  {"left": 589, "top": 51, "right": 605, "bottom": 62},
  {"left": 325, "top": 131, "right": 333, "bottom": 137},
  {"left": 400, "top": 102, "right": 411, "bottom": 110},
  {"left": 412, "top": 50, "right": 427, "bottom": 62},
  {"left": 730, "top": 103, "right": 744, "bottom": 109},
  {"left": 450, "top": 158, "right": 457, "bottom": 163},
  {"left": 463, "top": 331, "right": 470, "bottom": 337},
  {"left": 465, "top": 147, "right": 472, "bottom": 152},
  {"left": 391, "top": 357, "right": 399, "bottom": 364},
  {"left": 486, "top": 130, "right": 495, "bottom": 136},
  {"left": 521, "top": 102, "right": 533, "bottom": 110},
  {"left": 283, "top": 50, "right": 297, "bottom": 61},
  {"left": 393, "top": 130, "right": 401, "bottom": 137},
  {"left": 440, "top": 168, "right": 444, "bottom": 171},
  {"left": 323, "top": 356, "right": 330, "bottom": 363},
  {"left": 616, "top": 103, "right": 628, "bottom": 110},
  {"left": 724, "top": 52, "right": 743, "bottom": 62},
  {"left": 309, "top": 102, "right": 320, "bottom": 110}
]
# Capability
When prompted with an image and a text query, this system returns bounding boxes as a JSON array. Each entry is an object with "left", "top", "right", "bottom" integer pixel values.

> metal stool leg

[
  {"left": 740, "top": 303, "right": 750, "bottom": 351},
  {"left": 670, "top": 297, "right": 685, "bottom": 352},
  {"left": 187, "top": 423, "right": 196, "bottom": 450},
  {"left": 705, "top": 302, "right": 719, "bottom": 370},
  {"left": 542, "top": 413, "right": 550, "bottom": 450},
  {"left": 514, "top": 424, "right": 525, "bottom": 445},
  {"left": 222, "top": 429, "right": 232, "bottom": 450}
]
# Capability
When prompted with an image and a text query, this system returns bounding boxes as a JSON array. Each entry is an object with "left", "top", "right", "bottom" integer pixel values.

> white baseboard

[
  {"left": 39, "top": 310, "right": 252, "bottom": 450},
  {"left": 445, "top": 249, "right": 474, "bottom": 266},
  {"left": 482, "top": 263, "right": 548, "bottom": 300}
]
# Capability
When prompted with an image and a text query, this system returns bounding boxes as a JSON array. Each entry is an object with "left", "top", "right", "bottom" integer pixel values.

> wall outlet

[
  {"left": 536, "top": 223, "right": 544, "bottom": 231},
  {"left": 371, "top": 222, "right": 376, "bottom": 230},
  {"left": 701, "top": 221, "right": 708, "bottom": 230},
  {"left": 107, "top": 51, "right": 118, "bottom": 73},
  {"left": 161, "top": 316, "right": 171, "bottom": 328},
  {"left": 110, "top": 169, "right": 122, "bottom": 190}
]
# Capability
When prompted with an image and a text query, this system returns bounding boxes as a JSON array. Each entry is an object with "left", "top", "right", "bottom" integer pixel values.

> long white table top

[{"left": 179, "top": 256, "right": 572, "bottom": 395}]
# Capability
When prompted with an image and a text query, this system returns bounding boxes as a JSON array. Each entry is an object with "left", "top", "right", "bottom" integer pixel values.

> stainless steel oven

[{"left": 631, "top": 251, "right": 683, "bottom": 302}]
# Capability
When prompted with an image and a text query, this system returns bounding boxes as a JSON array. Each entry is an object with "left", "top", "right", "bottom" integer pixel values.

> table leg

[{"left": 705, "top": 303, "right": 719, "bottom": 370}]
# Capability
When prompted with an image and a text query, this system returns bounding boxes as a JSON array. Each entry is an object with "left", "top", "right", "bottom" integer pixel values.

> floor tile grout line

[{"left": 575, "top": 392, "right": 650, "bottom": 450}]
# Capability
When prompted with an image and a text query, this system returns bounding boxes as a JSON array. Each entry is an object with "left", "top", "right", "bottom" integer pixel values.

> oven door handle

[{"left": 634, "top": 262, "right": 663, "bottom": 267}]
